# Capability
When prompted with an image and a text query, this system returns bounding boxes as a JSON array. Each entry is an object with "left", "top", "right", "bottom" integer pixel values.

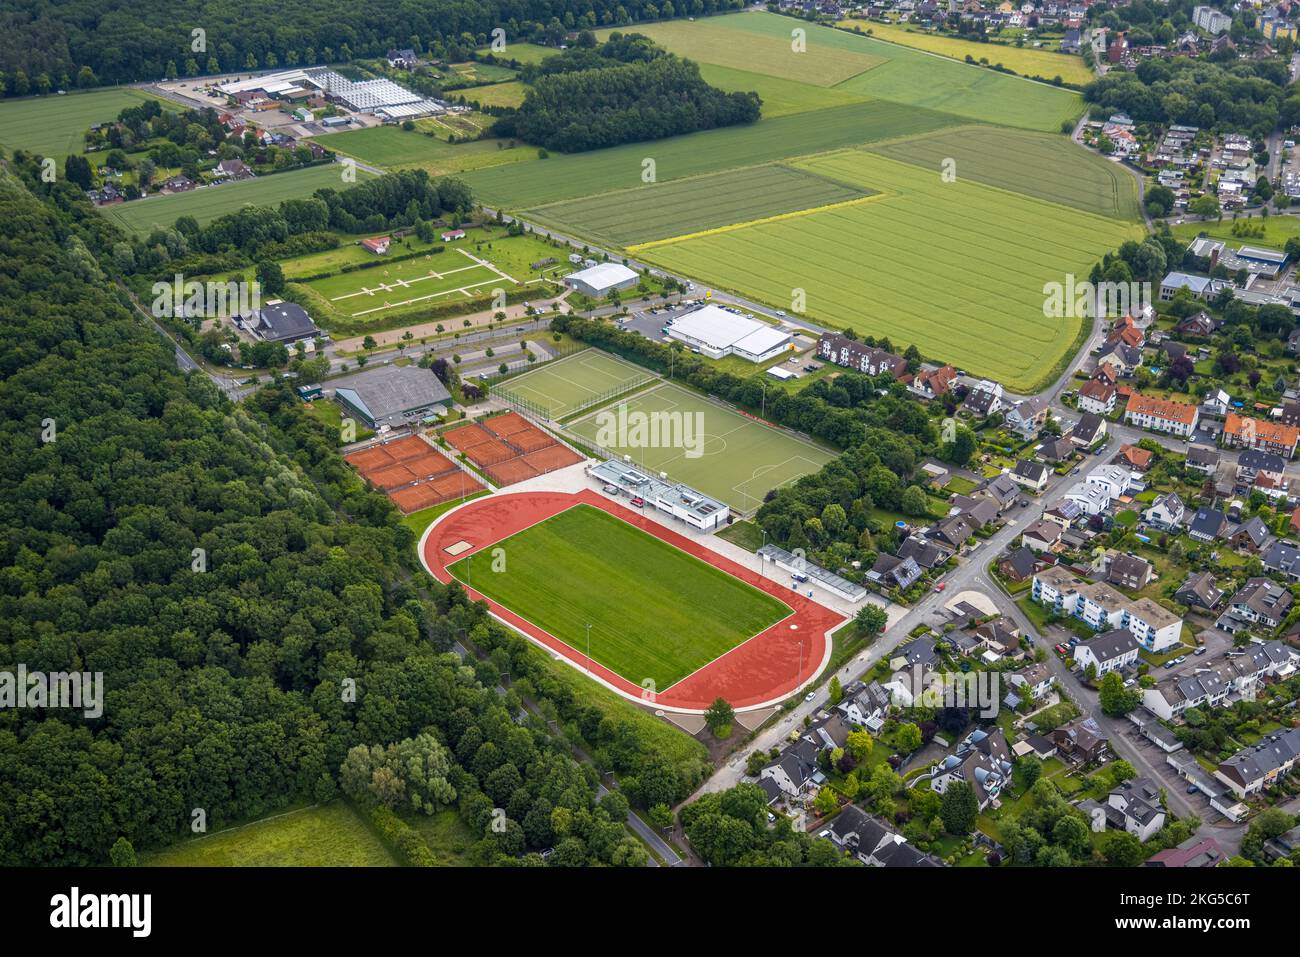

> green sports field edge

[{"left": 494, "top": 349, "right": 657, "bottom": 418}]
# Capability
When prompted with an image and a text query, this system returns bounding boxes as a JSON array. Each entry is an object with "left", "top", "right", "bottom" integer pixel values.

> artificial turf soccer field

[
  {"left": 448, "top": 504, "right": 791, "bottom": 691},
  {"left": 304, "top": 247, "right": 510, "bottom": 318},
  {"left": 494, "top": 350, "right": 655, "bottom": 418},
  {"left": 567, "top": 382, "right": 837, "bottom": 512}
]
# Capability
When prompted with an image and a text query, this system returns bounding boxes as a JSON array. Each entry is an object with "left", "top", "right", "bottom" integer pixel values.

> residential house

[
  {"left": 962, "top": 380, "right": 1003, "bottom": 417},
  {"left": 971, "top": 617, "right": 1023, "bottom": 661},
  {"left": 897, "top": 535, "right": 951, "bottom": 570},
  {"left": 1071, "top": 412, "right": 1107, "bottom": 448},
  {"left": 1078, "top": 378, "right": 1118, "bottom": 415},
  {"left": 1174, "top": 571, "right": 1224, "bottom": 611},
  {"left": 1097, "top": 341, "right": 1142, "bottom": 378},
  {"left": 1227, "top": 516, "right": 1270, "bottom": 553},
  {"left": 891, "top": 637, "right": 940, "bottom": 672},
  {"left": 1216, "top": 577, "right": 1293, "bottom": 634},
  {"left": 1108, "top": 552, "right": 1154, "bottom": 590},
  {"left": 1236, "top": 449, "right": 1286, "bottom": 486},
  {"left": 1185, "top": 444, "right": 1220, "bottom": 474},
  {"left": 1061, "top": 480, "right": 1111, "bottom": 516},
  {"left": 1188, "top": 507, "right": 1228, "bottom": 543},
  {"left": 1011, "top": 458, "right": 1050, "bottom": 492},
  {"left": 977, "top": 473, "right": 1022, "bottom": 512},
  {"left": 911, "top": 364, "right": 958, "bottom": 398},
  {"left": 1264, "top": 539, "right": 1300, "bottom": 580},
  {"left": 825, "top": 805, "right": 938, "bottom": 867},
  {"left": 1086, "top": 463, "right": 1137, "bottom": 501},
  {"left": 1105, "top": 777, "right": 1167, "bottom": 842},
  {"left": 1022, "top": 519, "right": 1064, "bottom": 554},
  {"left": 927, "top": 727, "right": 1014, "bottom": 810},
  {"left": 215, "top": 158, "right": 253, "bottom": 179},
  {"left": 836, "top": 680, "right": 892, "bottom": 733},
  {"left": 1117, "top": 444, "right": 1152, "bottom": 472},
  {"left": 950, "top": 495, "right": 1000, "bottom": 529},
  {"left": 760, "top": 738, "right": 822, "bottom": 797},
  {"left": 1038, "top": 436, "right": 1077, "bottom": 462},
  {"left": 1124, "top": 393, "right": 1200, "bottom": 437},
  {"left": 998, "top": 545, "right": 1039, "bottom": 582},
  {"left": 1005, "top": 397, "right": 1051, "bottom": 438},
  {"left": 928, "top": 514, "right": 976, "bottom": 550},
  {"left": 868, "top": 553, "right": 924, "bottom": 591},
  {"left": 1142, "top": 492, "right": 1185, "bottom": 531},
  {"left": 1146, "top": 836, "right": 1225, "bottom": 867},
  {"left": 386, "top": 48, "right": 418, "bottom": 68},
  {"left": 1009, "top": 662, "right": 1054, "bottom": 701},
  {"left": 1052, "top": 716, "right": 1111, "bottom": 763},
  {"left": 1223, "top": 413, "right": 1300, "bottom": 458},
  {"left": 1215, "top": 726, "right": 1300, "bottom": 799},
  {"left": 1175, "top": 311, "right": 1219, "bottom": 338},
  {"left": 1073, "top": 628, "right": 1141, "bottom": 675}
]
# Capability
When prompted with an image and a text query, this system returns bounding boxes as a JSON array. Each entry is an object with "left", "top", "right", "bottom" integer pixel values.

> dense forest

[
  {"left": 496, "top": 34, "right": 760, "bottom": 152},
  {"left": 0, "top": 161, "right": 698, "bottom": 866},
  {"left": 0, "top": 0, "right": 746, "bottom": 92}
]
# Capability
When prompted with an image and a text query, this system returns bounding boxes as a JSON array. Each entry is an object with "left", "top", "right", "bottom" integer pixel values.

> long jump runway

[{"left": 419, "top": 489, "right": 842, "bottom": 713}]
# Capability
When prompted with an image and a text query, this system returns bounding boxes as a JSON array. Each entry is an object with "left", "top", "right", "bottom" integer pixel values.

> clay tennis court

[
  {"left": 442, "top": 415, "right": 583, "bottom": 487},
  {"left": 419, "top": 489, "right": 842, "bottom": 712},
  {"left": 346, "top": 435, "right": 482, "bottom": 513}
]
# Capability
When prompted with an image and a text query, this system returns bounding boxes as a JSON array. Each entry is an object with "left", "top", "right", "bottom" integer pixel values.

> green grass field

[
  {"left": 305, "top": 249, "right": 505, "bottom": 318},
  {"left": 527, "top": 164, "right": 875, "bottom": 247},
  {"left": 143, "top": 803, "right": 397, "bottom": 866},
  {"left": 99, "top": 164, "right": 369, "bottom": 235},
  {"left": 567, "top": 382, "right": 838, "bottom": 511},
  {"left": 1171, "top": 216, "right": 1299, "bottom": 250},
  {"left": 867, "top": 124, "right": 1141, "bottom": 220},
  {"left": 612, "top": 12, "right": 1082, "bottom": 131},
  {"left": 462, "top": 98, "right": 962, "bottom": 208},
  {"left": 0, "top": 88, "right": 166, "bottom": 159},
  {"left": 496, "top": 349, "right": 656, "bottom": 417},
  {"left": 464, "top": 80, "right": 530, "bottom": 109},
  {"left": 318, "top": 125, "right": 537, "bottom": 176},
  {"left": 598, "top": 17, "right": 886, "bottom": 86},
  {"left": 449, "top": 504, "right": 790, "bottom": 690},
  {"left": 637, "top": 149, "right": 1143, "bottom": 391}
]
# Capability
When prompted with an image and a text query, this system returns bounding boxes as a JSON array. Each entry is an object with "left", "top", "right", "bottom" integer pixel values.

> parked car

[
  {"left": 934, "top": 582, "right": 946, "bottom": 592},
  {"left": 602, "top": 484, "right": 620, "bottom": 495},
  {"left": 630, "top": 496, "right": 645, "bottom": 508},
  {"left": 1055, "top": 644, "right": 1068, "bottom": 657},
  {"left": 1194, "top": 647, "right": 1208, "bottom": 656}
]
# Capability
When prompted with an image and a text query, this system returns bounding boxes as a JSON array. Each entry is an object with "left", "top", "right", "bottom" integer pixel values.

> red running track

[{"left": 419, "top": 489, "right": 844, "bottom": 713}]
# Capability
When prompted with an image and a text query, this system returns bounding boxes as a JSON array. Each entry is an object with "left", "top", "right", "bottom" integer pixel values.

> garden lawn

[
  {"left": 448, "top": 504, "right": 791, "bottom": 690},
  {"left": 639, "top": 148, "right": 1142, "bottom": 391}
]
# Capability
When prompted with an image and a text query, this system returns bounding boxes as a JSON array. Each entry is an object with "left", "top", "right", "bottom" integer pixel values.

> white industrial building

[
  {"left": 218, "top": 68, "right": 444, "bottom": 118},
  {"left": 563, "top": 262, "right": 640, "bottom": 298},
  {"left": 666, "top": 304, "right": 792, "bottom": 362}
]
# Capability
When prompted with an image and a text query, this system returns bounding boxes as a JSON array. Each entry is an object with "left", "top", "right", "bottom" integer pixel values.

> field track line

[{"left": 627, "top": 191, "right": 891, "bottom": 252}]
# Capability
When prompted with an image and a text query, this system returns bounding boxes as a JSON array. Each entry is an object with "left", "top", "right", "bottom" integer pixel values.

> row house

[
  {"left": 1216, "top": 726, "right": 1300, "bottom": 799},
  {"left": 816, "top": 333, "right": 906, "bottom": 378},
  {"left": 1222, "top": 413, "right": 1300, "bottom": 459},
  {"left": 1124, "top": 393, "right": 1199, "bottom": 437}
]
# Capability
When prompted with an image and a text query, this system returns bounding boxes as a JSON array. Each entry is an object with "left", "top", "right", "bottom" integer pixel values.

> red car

[
  {"left": 1054, "top": 643, "right": 1068, "bottom": 657},
  {"left": 933, "top": 582, "right": 946, "bottom": 592},
  {"left": 630, "top": 496, "right": 645, "bottom": 508}
]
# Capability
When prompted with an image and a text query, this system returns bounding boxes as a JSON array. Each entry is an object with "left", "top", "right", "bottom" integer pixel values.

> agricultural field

[
  {"left": 449, "top": 60, "right": 518, "bottom": 84},
  {"left": 527, "top": 164, "right": 876, "bottom": 247},
  {"left": 567, "top": 382, "right": 838, "bottom": 511},
  {"left": 867, "top": 125, "right": 1141, "bottom": 220},
  {"left": 326, "top": 125, "right": 536, "bottom": 175},
  {"left": 143, "top": 803, "right": 397, "bottom": 867},
  {"left": 637, "top": 149, "right": 1143, "bottom": 391},
  {"left": 611, "top": 12, "right": 1082, "bottom": 131},
  {"left": 598, "top": 17, "right": 886, "bottom": 86},
  {"left": 696, "top": 63, "right": 870, "bottom": 118},
  {"left": 448, "top": 504, "right": 791, "bottom": 690},
  {"left": 492, "top": 42, "right": 562, "bottom": 65},
  {"left": 839, "top": 20, "right": 1095, "bottom": 86},
  {"left": 0, "top": 88, "right": 166, "bottom": 160},
  {"left": 495, "top": 349, "right": 656, "bottom": 418},
  {"left": 462, "top": 98, "right": 961, "bottom": 208},
  {"left": 98, "top": 164, "right": 368, "bottom": 235}
]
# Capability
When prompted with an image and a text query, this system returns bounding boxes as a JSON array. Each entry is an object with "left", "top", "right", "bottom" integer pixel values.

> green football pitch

[
  {"left": 304, "top": 247, "right": 510, "bottom": 319},
  {"left": 448, "top": 504, "right": 790, "bottom": 691},
  {"left": 495, "top": 350, "right": 656, "bottom": 418},
  {"left": 567, "top": 382, "right": 837, "bottom": 512}
]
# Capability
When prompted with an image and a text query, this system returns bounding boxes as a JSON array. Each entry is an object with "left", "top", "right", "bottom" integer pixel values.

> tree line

[{"left": 0, "top": 0, "right": 746, "bottom": 93}]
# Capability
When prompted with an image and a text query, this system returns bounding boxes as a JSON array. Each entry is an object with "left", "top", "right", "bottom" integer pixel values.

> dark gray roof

[
  {"left": 254, "top": 301, "right": 317, "bottom": 341},
  {"left": 1189, "top": 507, "right": 1226, "bottom": 539},
  {"left": 1013, "top": 459, "right": 1049, "bottom": 482},
  {"left": 1238, "top": 448, "right": 1285, "bottom": 473},
  {"left": 331, "top": 364, "right": 452, "bottom": 426},
  {"left": 1073, "top": 412, "right": 1105, "bottom": 443},
  {"left": 1079, "top": 628, "right": 1139, "bottom": 663}
]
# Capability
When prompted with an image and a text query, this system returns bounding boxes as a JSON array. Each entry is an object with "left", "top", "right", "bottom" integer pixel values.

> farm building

[
  {"left": 441, "top": 229, "right": 465, "bottom": 242},
  {"left": 666, "top": 304, "right": 792, "bottom": 363},
  {"left": 248, "top": 301, "right": 319, "bottom": 343},
  {"left": 330, "top": 365, "right": 453, "bottom": 431},
  {"left": 361, "top": 236, "right": 391, "bottom": 255},
  {"left": 563, "top": 262, "right": 640, "bottom": 298}
]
